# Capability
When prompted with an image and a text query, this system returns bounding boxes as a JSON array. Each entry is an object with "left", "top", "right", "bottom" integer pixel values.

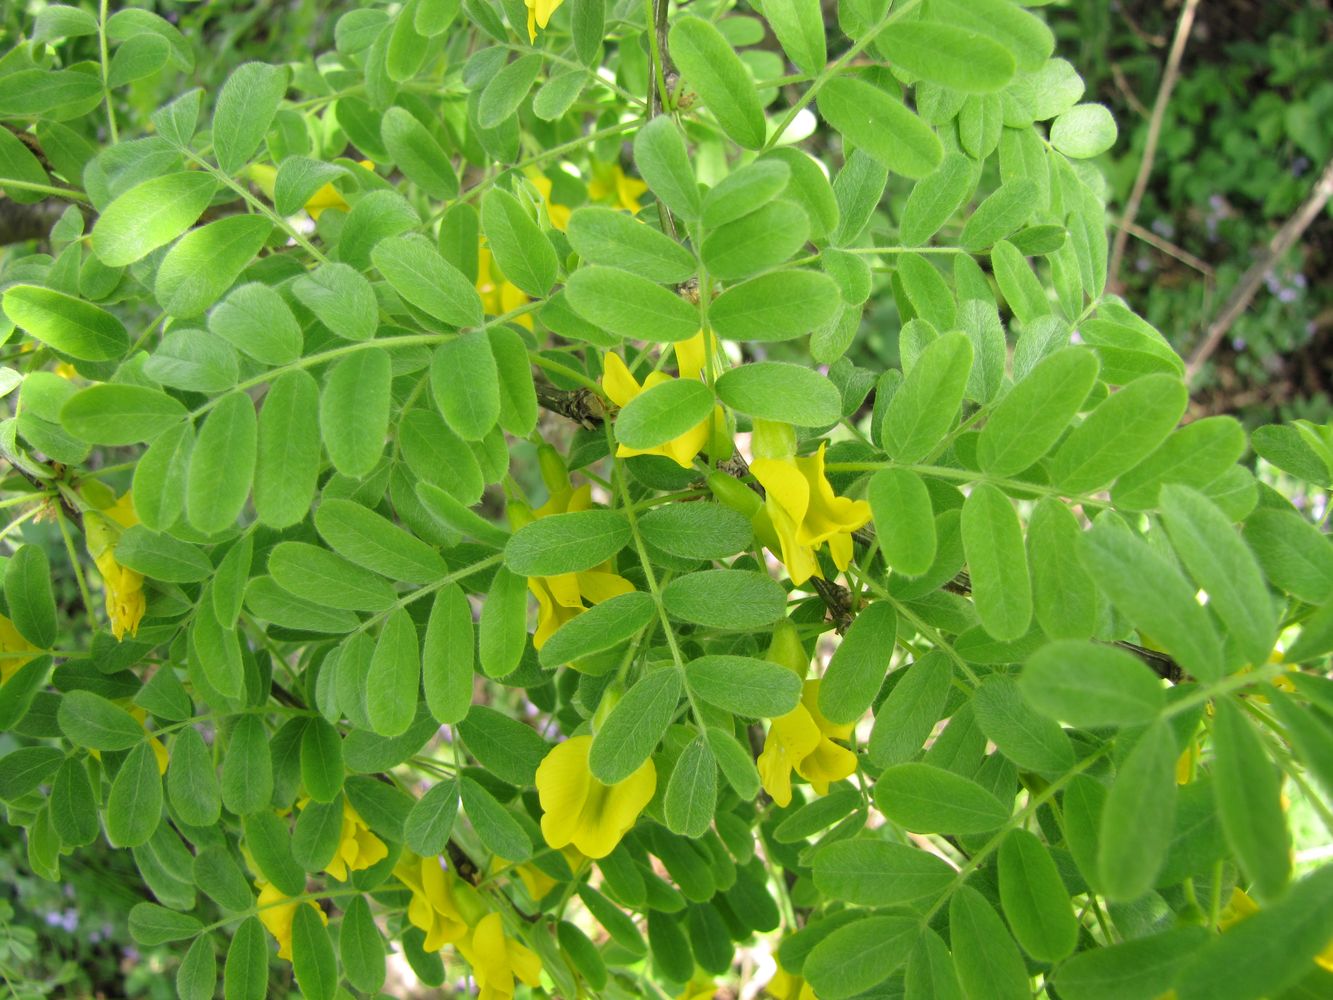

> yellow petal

[
  {"left": 573, "top": 757, "right": 656, "bottom": 858},
  {"left": 575, "top": 569, "right": 636, "bottom": 604},
  {"left": 673, "top": 331, "right": 707, "bottom": 380},
  {"left": 797, "top": 738, "right": 857, "bottom": 794},
  {"left": 537, "top": 736, "right": 593, "bottom": 851},
  {"left": 601, "top": 353, "right": 642, "bottom": 408}
]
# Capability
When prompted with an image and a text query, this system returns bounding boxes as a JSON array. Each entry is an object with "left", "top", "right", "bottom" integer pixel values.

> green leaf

[
  {"left": 423, "top": 584, "right": 475, "bottom": 723},
  {"left": 291, "top": 904, "right": 337, "bottom": 1000},
  {"left": 107, "top": 742, "right": 163, "bottom": 848},
  {"left": 0, "top": 655, "right": 49, "bottom": 732},
  {"left": 820, "top": 601, "right": 896, "bottom": 724},
  {"left": 949, "top": 885, "right": 1032, "bottom": 1000},
  {"left": 884, "top": 331, "right": 972, "bottom": 463},
  {"left": 615, "top": 379, "right": 715, "bottom": 450},
  {"left": 878, "top": 21, "right": 1015, "bottom": 93},
  {"left": 61, "top": 383, "right": 186, "bottom": 445},
  {"left": 405, "top": 778, "right": 460, "bottom": 856},
  {"left": 589, "top": 668, "right": 682, "bottom": 783},
  {"left": 315, "top": 498, "right": 445, "bottom": 583},
  {"left": 1243, "top": 508, "right": 1333, "bottom": 604},
  {"left": 1175, "top": 866, "right": 1333, "bottom": 1000},
  {"left": 804, "top": 914, "right": 919, "bottom": 1000},
  {"left": 58, "top": 690, "right": 145, "bottom": 750},
  {"left": 900, "top": 152, "right": 977, "bottom": 248},
  {"left": 1053, "top": 928, "right": 1207, "bottom": 1000},
  {"left": 704, "top": 160, "right": 791, "bottom": 230},
  {"left": 252, "top": 369, "right": 319, "bottom": 528},
  {"left": 212, "top": 62, "right": 288, "bottom": 175},
  {"left": 931, "top": 0, "right": 1054, "bottom": 72},
  {"left": 978, "top": 347, "right": 1099, "bottom": 476},
  {"left": 381, "top": 106, "right": 458, "bottom": 200},
  {"left": 905, "top": 930, "right": 965, "bottom": 1000},
  {"left": 1251, "top": 423, "right": 1333, "bottom": 486},
  {"left": 701, "top": 199, "right": 810, "bottom": 280},
  {"left": 1211, "top": 696, "right": 1290, "bottom": 901},
  {"left": 632, "top": 116, "right": 701, "bottom": 222},
  {"left": 194, "top": 844, "right": 254, "bottom": 911},
  {"left": 708, "top": 727, "right": 761, "bottom": 800},
  {"left": 686, "top": 655, "right": 803, "bottom": 716},
  {"left": 1078, "top": 514, "right": 1223, "bottom": 683},
  {"left": 224, "top": 917, "right": 270, "bottom": 1000},
  {"left": 293, "top": 796, "right": 343, "bottom": 872},
  {"left": 1050, "top": 104, "right": 1117, "bottom": 158},
  {"left": 0, "top": 746, "right": 64, "bottom": 802},
  {"left": 997, "top": 828, "right": 1077, "bottom": 962},
  {"left": 961, "top": 484, "right": 1032, "bottom": 642},
  {"left": 867, "top": 652, "right": 952, "bottom": 768},
  {"left": 177, "top": 937, "right": 217, "bottom": 1000},
  {"left": 221, "top": 715, "right": 274, "bottom": 816},
  {"left": 664, "top": 736, "right": 717, "bottom": 838},
  {"left": 320, "top": 348, "right": 391, "bottom": 477},
  {"left": 366, "top": 609, "right": 422, "bottom": 738},
  {"left": 488, "top": 325, "right": 538, "bottom": 436},
  {"left": 167, "top": 726, "right": 222, "bottom": 827},
  {"left": 669, "top": 17, "right": 766, "bottom": 149},
  {"left": 873, "top": 763, "right": 1010, "bottom": 834},
  {"left": 1019, "top": 641, "right": 1164, "bottom": 728},
  {"left": 272, "top": 156, "right": 344, "bottom": 216},
  {"left": 478, "top": 52, "right": 542, "bottom": 128},
  {"left": 458, "top": 706, "right": 549, "bottom": 785},
  {"left": 208, "top": 282, "right": 302, "bottom": 364},
  {"left": 480, "top": 187, "right": 558, "bottom": 297},
  {"left": 539, "top": 591, "right": 657, "bottom": 669},
  {"left": 132, "top": 421, "right": 192, "bottom": 532},
  {"left": 565, "top": 265, "right": 699, "bottom": 343},
  {"left": 813, "top": 839, "right": 956, "bottom": 906},
  {"left": 715, "top": 362, "right": 840, "bottom": 427},
  {"left": 300, "top": 718, "right": 344, "bottom": 803},
  {"left": 130, "top": 902, "right": 202, "bottom": 946},
  {"left": 567, "top": 206, "right": 696, "bottom": 284},
  {"left": 1050, "top": 373, "right": 1188, "bottom": 493},
  {"left": 91, "top": 172, "right": 218, "bottom": 266},
  {"left": 760, "top": 0, "right": 825, "bottom": 75},
  {"left": 50, "top": 758, "right": 98, "bottom": 847},
  {"left": 973, "top": 674, "right": 1072, "bottom": 772},
  {"left": 155, "top": 214, "right": 272, "bottom": 317},
  {"left": 960, "top": 180, "right": 1038, "bottom": 253},
  {"left": 431, "top": 332, "right": 500, "bottom": 441},
  {"left": 1097, "top": 719, "right": 1176, "bottom": 901},
  {"left": 292, "top": 263, "right": 379, "bottom": 342},
  {"left": 867, "top": 468, "right": 936, "bottom": 577},
  {"left": 1028, "top": 497, "right": 1097, "bottom": 640},
  {"left": 460, "top": 776, "right": 531, "bottom": 861},
  {"left": 375, "top": 235, "right": 484, "bottom": 329},
  {"left": 478, "top": 566, "right": 528, "bottom": 678},
  {"left": 639, "top": 502, "right": 752, "bottom": 561},
  {"left": 3, "top": 545, "right": 56, "bottom": 649},
  {"left": 1110, "top": 416, "right": 1245, "bottom": 512},
  {"left": 2, "top": 285, "right": 128, "bottom": 361},
  {"left": 341, "top": 895, "right": 387, "bottom": 994},
  {"left": 818, "top": 76, "right": 943, "bottom": 179},
  {"left": 270, "top": 541, "right": 397, "bottom": 611},
  {"left": 505, "top": 509, "right": 631, "bottom": 576},
  {"left": 662, "top": 569, "right": 787, "bottom": 629},
  {"left": 186, "top": 391, "right": 256, "bottom": 534},
  {"left": 709, "top": 269, "right": 842, "bottom": 342}
]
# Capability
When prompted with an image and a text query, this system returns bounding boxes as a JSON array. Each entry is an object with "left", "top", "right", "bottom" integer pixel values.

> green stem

[
  {"left": 98, "top": 0, "right": 118, "bottom": 143},
  {"left": 0, "top": 178, "right": 91, "bottom": 202}
]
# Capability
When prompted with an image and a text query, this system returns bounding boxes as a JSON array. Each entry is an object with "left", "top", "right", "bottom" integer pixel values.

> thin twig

[
  {"left": 1185, "top": 156, "right": 1333, "bottom": 384},
  {"left": 1112, "top": 216, "right": 1215, "bottom": 277},
  {"left": 1108, "top": 0, "right": 1201, "bottom": 293}
]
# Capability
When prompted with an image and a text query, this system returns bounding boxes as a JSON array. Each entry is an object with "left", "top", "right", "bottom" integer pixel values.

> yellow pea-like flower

[
  {"left": 394, "top": 851, "right": 474, "bottom": 951},
  {"left": 588, "top": 162, "right": 649, "bottom": 214},
  {"left": 83, "top": 492, "right": 146, "bottom": 641},
  {"left": 676, "top": 970, "right": 721, "bottom": 1000},
  {"left": 534, "top": 734, "right": 656, "bottom": 859},
  {"left": 319, "top": 798, "right": 388, "bottom": 881},
  {"left": 457, "top": 911, "right": 544, "bottom": 1000},
  {"left": 767, "top": 962, "right": 821, "bottom": 999},
  {"left": 750, "top": 436, "right": 872, "bottom": 587},
  {"left": 256, "top": 880, "right": 326, "bottom": 962},
  {"left": 525, "top": 0, "right": 566, "bottom": 44},
  {"left": 524, "top": 168, "right": 572, "bottom": 232}
]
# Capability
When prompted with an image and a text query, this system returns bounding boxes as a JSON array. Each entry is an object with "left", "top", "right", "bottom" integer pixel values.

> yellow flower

[
  {"left": 500, "top": 846, "right": 583, "bottom": 901},
  {"left": 767, "top": 963, "right": 820, "bottom": 1000},
  {"left": 84, "top": 493, "right": 145, "bottom": 641},
  {"left": 319, "top": 798, "right": 388, "bottom": 881},
  {"left": 535, "top": 734, "right": 656, "bottom": 858},
  {"left": 751, "top": 439, "right": 871, "bottom": 587},
  {"left": 256, "top": 880, "right": 326, "bottom": 961},
  {"left": 477, "top": 242, "right": 533, "bottom": 330},
  {"left": 521, "top": 461, "right": 635, "bottom": 650},
  {"left": 525, "top": 168, "right": 572, "bottom": 232},
  {"left": 589, "top": 162, "right": 648, "bottom": 214},
  {"left": 0, "top": 614, "right": 39, "bottom": 685},
  {"left": 602, "top": 333, "right": 723, "bottom": 470},
  {"left": 525, "top": 0, "right": 565, "bottom": 43},
  {"left": 394, "top": 851, "right": 474, "bottom": 951},
  {"left": 458, "top": 911, "right": 544, "bottom": 1000}
]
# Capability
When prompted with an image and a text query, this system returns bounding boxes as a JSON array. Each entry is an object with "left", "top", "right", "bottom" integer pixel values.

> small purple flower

[
  {"left": 1232, "top": 337, "right": 1246, "bottom": 351},
  {"left": 1150, "top": 218, "right": 1176, "bottom": 239}
]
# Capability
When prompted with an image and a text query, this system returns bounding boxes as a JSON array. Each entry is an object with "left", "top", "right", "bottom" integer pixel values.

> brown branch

[
  {"left": 1112, "top": 216, "right": 1215, "bottom": 278},
  {"left": 1107, "top": 0, "right": 1201, "bottom": 293},
  {"left": 1185, "top": 155, "right": 1333, "bottom": 384}
]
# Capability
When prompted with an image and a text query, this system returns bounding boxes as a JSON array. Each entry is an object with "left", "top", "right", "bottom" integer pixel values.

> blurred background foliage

[{"left": 1, "top": 0, "right": 1331, "bottom": 996}]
